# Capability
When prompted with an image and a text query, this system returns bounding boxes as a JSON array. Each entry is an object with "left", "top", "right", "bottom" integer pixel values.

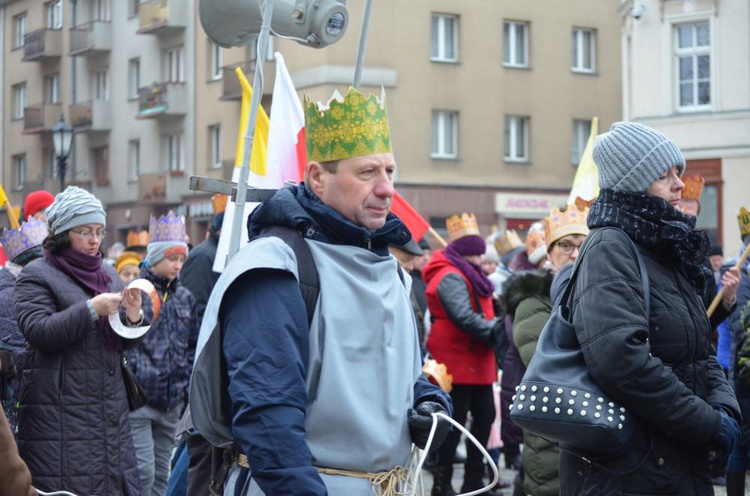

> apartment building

[
  {"left": 1, "top": 0, "right": 623, "bottom": 247},
  {"left": 620, "top": 0, "right": 750, "bottom": 255}
]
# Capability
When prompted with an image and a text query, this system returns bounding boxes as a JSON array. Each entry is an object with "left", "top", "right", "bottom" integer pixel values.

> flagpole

[
  {"left": 227, "top": 0, "right": 275, "bottom": 262},
  {"left": 352, "top": 0, "right": 373, "bottom": 89},
  {"left": 428, "top": 227, "right": 448, "bottom": 248}
]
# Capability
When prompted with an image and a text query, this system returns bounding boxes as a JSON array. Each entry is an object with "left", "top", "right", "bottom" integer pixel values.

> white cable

[
  {"left": 409, "top": 412, "right": 499, "bottom": 496},
  {"left": 36, "top": 491, "right": 78, "bottom": 496}
]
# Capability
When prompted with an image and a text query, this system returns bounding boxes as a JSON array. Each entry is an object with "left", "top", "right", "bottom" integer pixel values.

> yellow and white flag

[{"left": 568, "top": 117, "right": 600, "bottom": 204}]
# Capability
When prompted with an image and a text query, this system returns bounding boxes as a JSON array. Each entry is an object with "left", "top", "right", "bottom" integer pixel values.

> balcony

[
  {"left": 139, "top": 173, "right": 168, "bottom": 203},
  {"left": 69, "top": 21, "right": 112, "bottom": 57},
  {"left": 220, "top": 59, "right": 275, "bottom": 101},
  {"left": 137, "top": 82, "right": 187, "bottom": 119},
  {"left": 23, "top": 103, "right": 63, "bottom": 134},
  {"left": 22, "top": 29, "right": 63, "bottom": 61},
  {"left": 138, "top": 0, "right": 188, "bottom": 36},
  {"left": 69, "top": 100, "right": 112, "bottom": 132}
]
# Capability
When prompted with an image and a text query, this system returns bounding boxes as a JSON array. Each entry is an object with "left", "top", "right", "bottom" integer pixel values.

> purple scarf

[
  {"left": 444, "top": 244, "right": 496, "bottom": 298},
  {"left": 44, "top": 247, "right": 119, "bottom": 350}
]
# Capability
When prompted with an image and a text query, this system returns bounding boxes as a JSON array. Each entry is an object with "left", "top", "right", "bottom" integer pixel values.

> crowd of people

[{"left": 0, "top": 88, "right": 747, "bottom": 496}]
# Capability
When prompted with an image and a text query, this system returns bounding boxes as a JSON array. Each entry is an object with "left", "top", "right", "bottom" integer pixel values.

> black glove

[
  {"left": 0, "top": 350, "right": 16, "bottom": 380},
  {"left": 407, "top": 401, "right": 451, "bottom": 452},
  {"left": 710, "top": 405, "right": 740, "bottom": 458}
]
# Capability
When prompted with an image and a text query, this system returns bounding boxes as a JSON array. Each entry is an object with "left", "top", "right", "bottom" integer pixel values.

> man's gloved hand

[
  {"left": 407, "top": 401, "right": 451, "bottom": 452},
  {"left": 710, "top": 405, "right": 740, "bottom": 460},
  {"left": 0, "top": 350, "right": 16, "bottom": 380}
]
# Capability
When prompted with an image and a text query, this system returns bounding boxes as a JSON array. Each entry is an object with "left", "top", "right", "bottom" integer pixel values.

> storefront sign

[{"left": 495, "top": 192, "right": 569, "bottom": 217}]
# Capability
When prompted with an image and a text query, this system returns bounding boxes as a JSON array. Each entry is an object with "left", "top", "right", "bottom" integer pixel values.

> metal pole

[
  {"left": 59, "top": 156, "right": 66, "bottom": 192},
  {"left": 352, "top": 0, "right": 374, "bottom": 89},
  {"left": 227, "top": 0, "right": 275, "bottom": 262}
]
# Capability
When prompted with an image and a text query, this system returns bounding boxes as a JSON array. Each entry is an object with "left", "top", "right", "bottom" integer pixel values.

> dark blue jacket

[
  {"left": 222, "top": 185, "right": 452, "bottom": 495},
  {"left": 126, "top": 269, "right": 200, "bottom": 410}
]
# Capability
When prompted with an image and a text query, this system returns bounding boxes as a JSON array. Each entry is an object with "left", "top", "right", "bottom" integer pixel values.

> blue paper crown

[
  {"left": 148, "top": 211, "right": 187, "bottom": 243},
  {"left": 1, "top": 218, "right": 48, "bottom": 261}
]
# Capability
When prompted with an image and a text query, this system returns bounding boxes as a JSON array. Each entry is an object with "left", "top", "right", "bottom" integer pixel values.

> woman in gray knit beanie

[
  {"left": 558, "top": 122, "right": 742, "bottom": 495},
  {"left": 12, "top": 186, "right": 144, "bottom": 494}
]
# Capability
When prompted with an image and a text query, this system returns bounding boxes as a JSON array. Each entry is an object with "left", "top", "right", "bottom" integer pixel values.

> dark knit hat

[
  {"left": 390, "top": 238, "right": 423, "bottom": 257},
  {"left": 448, "top": 235, "right": 486, "bottom": 257},
  {"left": 594, "top": 122, "right": 685, "bottom": 192},
  {"left": 24, "top": 190, "right": 55, "bottom": 220},
  {"left": 212, "top": 211, "right": 225, "bottom": 232},
  {"left": 708, "top": 244, "right": 723, "bottom": 257}
]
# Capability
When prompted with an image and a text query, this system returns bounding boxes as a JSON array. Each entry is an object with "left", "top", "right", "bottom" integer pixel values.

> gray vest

[{"left": 191, "top": 236, "right": 422, "bottom": 494}]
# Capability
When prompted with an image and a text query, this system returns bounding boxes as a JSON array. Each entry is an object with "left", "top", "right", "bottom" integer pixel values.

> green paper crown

[{"left": 304, "top": 87, "right": 392, "bottom": 163}]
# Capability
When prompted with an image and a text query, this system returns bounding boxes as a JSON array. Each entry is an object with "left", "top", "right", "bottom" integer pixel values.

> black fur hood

[{"left": 499, "top": 269, "right": 554, "bottom": 317}]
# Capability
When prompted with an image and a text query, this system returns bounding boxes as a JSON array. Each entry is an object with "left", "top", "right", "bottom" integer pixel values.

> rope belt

[
  {"left": 234, "top": 455, "right": 413, "bottom": 496},
  {"left": 317, "top": 466, "right": 413, "bottom": 496}
]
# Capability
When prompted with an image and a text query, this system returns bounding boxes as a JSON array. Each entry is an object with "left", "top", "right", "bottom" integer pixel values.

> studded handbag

[{"left": 509, "top": 228, "right": 648, "bottom": 455}]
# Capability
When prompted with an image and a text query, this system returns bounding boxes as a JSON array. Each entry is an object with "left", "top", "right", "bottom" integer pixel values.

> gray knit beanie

[
  {"left": 593, "top": 122, "right": 685, "bottom": 192},
  {"left": 46, "top": 186, "right": 106, "bottom": 235}
]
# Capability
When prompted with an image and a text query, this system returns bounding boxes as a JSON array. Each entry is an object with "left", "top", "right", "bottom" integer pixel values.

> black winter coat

[
  {"left": 13, "top": 257, "right": 141, "bottom": 495},
  {"left": 560, "top": 228, "right": 739, "bottom": 496}
]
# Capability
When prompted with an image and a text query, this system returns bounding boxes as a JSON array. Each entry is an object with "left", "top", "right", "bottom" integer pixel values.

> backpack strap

[{"left": 255, "top": 226, "right": 320, "bottom": 326}]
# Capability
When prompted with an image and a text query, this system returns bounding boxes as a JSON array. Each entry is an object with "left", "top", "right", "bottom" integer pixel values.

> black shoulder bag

[{"left": 509, "top": 227, "right": 649, "bottom": 455}]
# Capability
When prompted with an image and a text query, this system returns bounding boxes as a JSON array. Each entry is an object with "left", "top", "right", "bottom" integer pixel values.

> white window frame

[
  {"left": 128, "top": 58, "right": 141, "bottom": 99},
  {"left": 166, "top": 133, "right": 185, "bottom": 172},
  {"left": 14, "top": 13, "right": 28, "bottom": 49},
  {"left": 46, "top": 0, "right": 63, "bottom": 29},
  {"left": 430, "top": 14, "right": 458, "bottom": 63},
  {"left": 503, "top": 21, "right": 529, "bottom": 68},
  {"left": 431, "top": 110, "right": 458, "bottom": 159},
  {"left": 13, "top": 154, "right": 27, "bottom": 190},
  {"left": 128, "top": 140, "right": 141, "bottom": 181},
  {"left": 45, "top": 73, "right": 61, "bottom": 103},
  {"left": 165, "top": 47, "right": 185, "bottom": 83},
  {"left": 504, "top": 116, "right": 529, "bottom": 162},
  {"left": 13, "top": 83, "right": 27, "bottom": 119},
  {"left": 571, "top": 119, "right": 591, "bottom": 165},
  {"left": 209, "top": 125, "right": 222, "bottom": 168},
  {"left": 210, "top": 43, "right": 223, "bottom": 80},
  {"left": 674, "top": 21, "right": 711, "bottom": 111},
  {"left": 572, "top": 28, "right": 596, "bottom": 73},
  {"left": 93, "top": 70, "right": 110, "bottom": 100},
  {"left": 93, "top": 0, "right": 111, "bottom": 21}
]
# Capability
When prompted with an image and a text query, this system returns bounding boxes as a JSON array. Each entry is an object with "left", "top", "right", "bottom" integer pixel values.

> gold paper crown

[
  {"left": 446, "top": 213, "right": 480, "bottom": 242},
  {"left": 212, "top": 194, "right": 228, "bottom": 215},
  {"left": 544, "top": 204, "right": 590, "bottom": 250},
  {"left": 682, "top": 174, "right": 705, "bottom": 202},
  {"left": 494, "top": 230, "right": 523, "bottom": 256},
  {"left": 304, "top": 87, "right": 392, "bottom": 163},
  {"left": 738, "top": 207, "right": 750, "bottom": 238},
  {"left": 525, "top": 230, "right": 546, "bottom": 259},
  {"left": 126, "top": 230, "right": 149, "bottom": 249}
]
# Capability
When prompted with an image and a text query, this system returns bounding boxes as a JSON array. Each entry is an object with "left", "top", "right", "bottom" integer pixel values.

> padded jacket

[
  {"left": 13, "top": 257, "right": 141, "bottom": 495},
  {"left": 559, "top": 227, "right": 739, "bottom": 496}
]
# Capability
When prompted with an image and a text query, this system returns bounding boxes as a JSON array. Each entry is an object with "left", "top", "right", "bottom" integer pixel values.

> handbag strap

[{"left": 561, "top": 227, "right": 650, "bottom": 319}]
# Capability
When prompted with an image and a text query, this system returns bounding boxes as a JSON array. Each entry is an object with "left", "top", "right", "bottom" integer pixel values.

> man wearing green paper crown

[{"left": 190, "top": 87, "right": 452, "bottom": 495}]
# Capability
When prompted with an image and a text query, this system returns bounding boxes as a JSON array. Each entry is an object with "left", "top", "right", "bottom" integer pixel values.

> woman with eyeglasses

[
  {"left": 559, "top": 122, "right": 740, "bottom": 495},
  {"left": 13, "top": 186, "right": 143, "bottom": 495},
  {"left": 500, "top": 204, "right": 590, "bottom": 496}
]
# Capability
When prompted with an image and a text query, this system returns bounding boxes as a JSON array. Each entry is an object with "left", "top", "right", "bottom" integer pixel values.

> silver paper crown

[
  {"left": 1, "top": 218, "right": 48, "bottom": 262},
  {"left": 148, "top": 211, "right": 187, "bottom": 243}
]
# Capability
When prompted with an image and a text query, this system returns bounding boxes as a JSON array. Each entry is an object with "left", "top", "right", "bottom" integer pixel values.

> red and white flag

[{"left": 267, "top": 51, "right": 307, "bottom": 185}]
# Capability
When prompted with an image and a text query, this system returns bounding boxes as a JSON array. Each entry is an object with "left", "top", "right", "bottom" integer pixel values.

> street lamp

[{"left": 51, "top": 115, "right": 74, "bottom": 192}]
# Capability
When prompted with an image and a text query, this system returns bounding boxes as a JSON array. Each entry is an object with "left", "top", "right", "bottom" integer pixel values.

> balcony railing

[
  {"left": 69, "top": 21, "right": 112, "bottom": 56},
  {"left": 22, "top": 29, "right": 63, "bottom": 61},
  {"left": 23, "top": 103, "right": 63, "bottom": 134},
  {"left": 137, "top": 82, "right": 187, "bottom": 119},
  {"left": 138, "top": 0, "right": 187, "bottom": 35},
  {"left": 138, "top": 173, "right": 168, "bottom": 203},
  {"left": 69, "top": 100, "right": 112, "bottom": 132}
]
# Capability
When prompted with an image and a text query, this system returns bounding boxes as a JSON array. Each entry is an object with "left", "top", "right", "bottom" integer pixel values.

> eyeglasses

[
  {"left": 70, "top": 229, "right": 107, "bottom": 240},
  {"left": 555, "top": 241, "right": 582, "bottom": 255}
]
